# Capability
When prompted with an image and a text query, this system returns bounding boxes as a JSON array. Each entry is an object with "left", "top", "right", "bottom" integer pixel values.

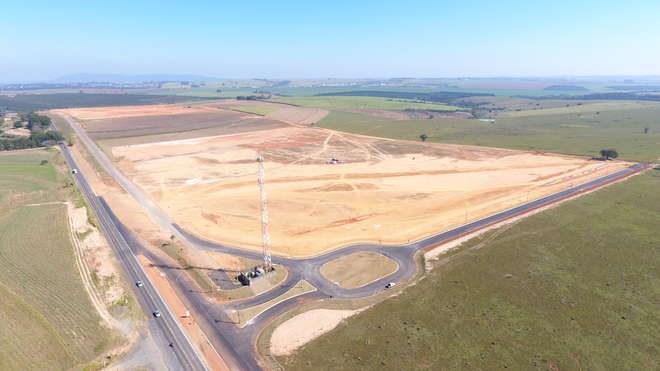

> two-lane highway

[{"left": 59, "top": 143, "right": 208, "bottom": 371}]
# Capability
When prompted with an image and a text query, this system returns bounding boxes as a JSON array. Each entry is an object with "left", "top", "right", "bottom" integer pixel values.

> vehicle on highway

[
  {"left": 385, "top": 282, "right": 396, "bottom": 289},
  {"left": 136, "top": 281, "right": 144, "bottom": 287},
  {"left": 153, "top": 311, "right": 161, "bottom": 318},
  {"left": 72, "top": 168, "right": 79, "bottom": 174}
]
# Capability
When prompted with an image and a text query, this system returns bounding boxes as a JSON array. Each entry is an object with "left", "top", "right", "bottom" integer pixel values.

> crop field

[
  {"left": 56, "top": 104, "right": 287, "bottom": 140},
  {"left": 65, "top": 104, "right": 632, "bottom": 258},
  {"left": 279, "top": 168, "right": 660, "bottom": 370},
  {"left": 268, "top": 96, "right": 461, "bottom": 111},
  {"left": 0, "top": 150, "right": 113, "bottom": 371},
  {"left": 317, "top": 102, "right": 660, "bottom": 162}
]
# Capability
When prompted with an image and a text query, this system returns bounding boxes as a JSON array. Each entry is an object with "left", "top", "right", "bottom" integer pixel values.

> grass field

[
  {"left": 228, "top": 105, "right": 280, "bottom": 116},
  {"left": 317, "top": 102, "right": 660, "bottom": 162},
  {"left": 0, "top": 150, "right": 114, "bottom": 370},
  {"left": 318, "top": 110, "right": 388, "bottom": 125},
  {"left": 269, "top": 96, "right": 461, "bottom": 111},
  {"left": 280, "top": 168, "right": 660, "bottom": 370}
]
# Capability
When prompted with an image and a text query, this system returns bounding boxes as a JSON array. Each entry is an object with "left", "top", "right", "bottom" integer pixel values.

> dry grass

[{"left": 320, "top": 251, "right": 398, "bottom": 289}]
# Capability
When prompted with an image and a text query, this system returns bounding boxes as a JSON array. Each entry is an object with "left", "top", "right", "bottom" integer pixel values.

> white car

[
  {"left": 136, "top": 281, "right": 144, "bottom": 287},
  {"left": 153, "top": 311, "right": 161, "bottom": 318},
  {"left": 385, "top": 282, "right": 396, "bottom": 289},
  {"left": 72, "top": 169, "right": 79, "bottom": 174}
]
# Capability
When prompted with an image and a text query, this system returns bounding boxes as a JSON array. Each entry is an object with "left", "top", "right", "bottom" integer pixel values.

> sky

[{"left": 2, "top": 0, "right": 660, "bottom": 82}]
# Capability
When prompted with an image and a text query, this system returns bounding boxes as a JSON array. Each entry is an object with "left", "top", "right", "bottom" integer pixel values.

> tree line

[{"left": 0, "top": 130, "right": 64, "bottom": 151}]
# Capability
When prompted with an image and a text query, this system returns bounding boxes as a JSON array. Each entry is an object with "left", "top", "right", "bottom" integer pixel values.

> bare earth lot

[{"left": 61, "top": 104, "right": 632, "bottom": 257}]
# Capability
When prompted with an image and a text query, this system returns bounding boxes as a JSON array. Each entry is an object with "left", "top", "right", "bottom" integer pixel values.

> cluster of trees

[
  {"left": 236, "top": 94, "right": 271, "bottom": 100},
  {"left": 1, "top": 110, "right": 64, "bottom": 151},
  {"left": 0, "top": 130, "right": 64, "bottom": 151},
  {"left": 600, "top": 149, "right": 619, "bottom": 160},
  {"left": 19, "top": 113, "right": 52, "bottom": 131}
]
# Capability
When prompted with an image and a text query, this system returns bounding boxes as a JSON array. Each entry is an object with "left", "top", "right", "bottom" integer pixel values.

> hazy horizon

[{"left": 3, "top": 0, "right": 660, "bottom": 82}]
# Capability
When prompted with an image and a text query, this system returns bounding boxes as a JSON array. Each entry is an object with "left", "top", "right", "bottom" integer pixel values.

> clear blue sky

[{"left": 2, "top": 0, "right": 660, "bottom": 81}]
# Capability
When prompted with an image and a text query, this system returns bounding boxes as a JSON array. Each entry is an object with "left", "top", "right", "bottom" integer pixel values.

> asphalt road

[
  {"left": 54, "top": 111, "right": 651, "bottom": 370},
  {"left": 58, "top": 143, "right": 208, "bottom": 371}
]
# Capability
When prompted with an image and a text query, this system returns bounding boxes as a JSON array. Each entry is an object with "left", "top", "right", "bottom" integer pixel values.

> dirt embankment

[{"left": 270, "top": 309, "right": 364, "bottom": 355}]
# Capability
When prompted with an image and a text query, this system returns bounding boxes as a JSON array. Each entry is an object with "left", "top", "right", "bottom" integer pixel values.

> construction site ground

[{"left": 57, "top": 103, "right": 633, "bottom": 258}]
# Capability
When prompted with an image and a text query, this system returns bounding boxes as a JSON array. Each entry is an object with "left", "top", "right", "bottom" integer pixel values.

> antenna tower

[{"left": 256, "top": 155, "right": 272, "bottom": 268}]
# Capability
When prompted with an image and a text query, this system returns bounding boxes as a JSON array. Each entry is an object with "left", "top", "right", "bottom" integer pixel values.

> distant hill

[
  {"left": 607, "top": 85, "right": 660, "bottom": 91},
  {"left": 316, "top": 90, "right": 490, "bottom": 102},
  {"left": 543, "top": 85, "right": 589, "bottom": 91},
  {"left": 54, "top": 73, "right": 219, "bottom": 83}
]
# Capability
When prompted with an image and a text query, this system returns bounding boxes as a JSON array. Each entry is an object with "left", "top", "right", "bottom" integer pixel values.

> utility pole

[{"left": 256, "top": 155, "right": 272, "bottom": 269}]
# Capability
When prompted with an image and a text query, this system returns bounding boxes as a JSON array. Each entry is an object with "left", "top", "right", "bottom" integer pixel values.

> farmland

[
  {"left": 317, "top": 101, "right": 660, "bottom": 162},
  {"left": 54, "top": 104, "right": 289, "bottom": 158},
  {"left": 268, "top": 96, "right": 461, "bottom": 111},
  {"left": 280, "top": 168, "right": 660, "bottom": 370},
  {"left": 0, "top": 150, "right": 115, "bottom": 371}
]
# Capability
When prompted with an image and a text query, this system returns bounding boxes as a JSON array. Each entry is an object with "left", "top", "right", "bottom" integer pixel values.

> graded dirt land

[{"left": 94, "top": 109, "right": 632, "bottom": 257}]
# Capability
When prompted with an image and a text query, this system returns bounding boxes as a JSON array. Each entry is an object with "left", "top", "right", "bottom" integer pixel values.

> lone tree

[
  {"left": 600, "top": 149, "right": 619, "bottom": 160},
  {"left": 420, "top": 134, "right": 428, "bottom": 142}
]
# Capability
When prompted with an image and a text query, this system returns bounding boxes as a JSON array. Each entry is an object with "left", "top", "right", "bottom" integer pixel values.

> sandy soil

[
  {"left": 138, "top": 254, "right": 228, "bottom": 371},
  {"left": 270, "top": 308, "right": 363, "bottom": 355},
  {"left": 109, "top": 123, "right": 631, "bottom": 257}
]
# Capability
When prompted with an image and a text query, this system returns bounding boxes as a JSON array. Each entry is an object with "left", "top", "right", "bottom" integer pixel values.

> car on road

[
  {"left": 72, "top": 168, "right": 79, "bottom": 174},
  {"left": 136, "top": 281, "right": 144, "bottom": 287},
  {"left": 385, "top": 282, "right": 396, "bottom": 289},
  {"left": 153, "top": 311, "right": 161, "bottom": 318}
]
